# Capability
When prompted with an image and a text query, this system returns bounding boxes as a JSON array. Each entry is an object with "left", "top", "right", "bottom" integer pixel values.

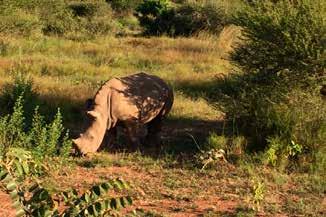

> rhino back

[{"left": 110, "top": 72, "right": 171, "bottom": 123}]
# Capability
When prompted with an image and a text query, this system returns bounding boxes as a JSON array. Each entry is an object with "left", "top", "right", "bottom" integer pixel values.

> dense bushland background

[
  {"left": 0, "top": 0, "right": 325, "bottom": 216},
  {"left": 225, "top": 0, "right": 326, "bottom": 171}
]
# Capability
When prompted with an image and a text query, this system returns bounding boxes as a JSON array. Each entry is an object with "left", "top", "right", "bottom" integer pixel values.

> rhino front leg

[{"left": 98, "top": 127, "right": 117, "bottom": 151}]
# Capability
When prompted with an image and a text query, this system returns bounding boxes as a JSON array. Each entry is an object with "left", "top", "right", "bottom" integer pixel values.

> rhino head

[
  {"left": 73, "top": 84, "right": 112, "bottom": 154},
  {"left": 73, "top": 109, "right": 108, "bottom": 154}
]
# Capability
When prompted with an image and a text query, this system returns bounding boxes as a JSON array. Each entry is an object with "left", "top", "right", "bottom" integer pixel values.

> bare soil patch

[{"left": 0, "top": 190, "right": 15, "bottom": 217}]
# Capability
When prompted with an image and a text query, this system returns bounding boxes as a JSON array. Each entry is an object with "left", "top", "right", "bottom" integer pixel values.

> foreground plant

[
  {"left": 0, "top": 92, "right": 72, "bottom": 160},
  {"left": 0, "top": 148, "right": 132, "bottom": 217},
  {"left": 195, "top": 148, "right": 227, "bottom": 170}
]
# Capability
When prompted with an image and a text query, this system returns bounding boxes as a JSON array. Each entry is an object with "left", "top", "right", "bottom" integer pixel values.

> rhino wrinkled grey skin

[{"left": 73, "top": 72, "right": 174, "bottom": 154}]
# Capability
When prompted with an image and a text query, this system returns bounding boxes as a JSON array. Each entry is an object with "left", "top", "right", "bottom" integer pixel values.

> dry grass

[
  {"left": 0, "top": 34, "right": 233, "bottom": 123},
  {"left": 172, "top": 93, "right": 223, "bottom": 121}
]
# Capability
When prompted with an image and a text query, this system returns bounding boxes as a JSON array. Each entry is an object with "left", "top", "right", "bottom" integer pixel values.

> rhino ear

[
  {"left": 72, "top": 134, "right": 83, "bottom": 141},
  {"left": 87, "top": 111, "right": 100, "bottom": 118},
  {"left": 85, "top": 98, "right": 94, "bottom": 110}
]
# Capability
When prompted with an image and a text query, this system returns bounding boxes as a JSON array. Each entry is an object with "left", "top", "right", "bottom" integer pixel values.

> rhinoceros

[{"left": 73, "top": 72, "right": 174, "bottom": 154}]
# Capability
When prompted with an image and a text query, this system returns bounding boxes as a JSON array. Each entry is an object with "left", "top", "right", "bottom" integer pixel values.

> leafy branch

[{"left": 0, "top": 148, "right": 132, "bottom": 217}]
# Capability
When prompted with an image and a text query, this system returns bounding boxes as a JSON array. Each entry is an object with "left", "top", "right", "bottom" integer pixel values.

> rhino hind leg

[
  {"left": 145, "top": 93, "right": 173, "bottom": 148},
  {"left": 145, "top": 116, "right": 162, "bottom": 147}
]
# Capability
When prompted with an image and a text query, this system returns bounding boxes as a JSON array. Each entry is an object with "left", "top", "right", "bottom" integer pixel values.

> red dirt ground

[{"left": 0, "top": 165, "right": 240, "bottom": 217}]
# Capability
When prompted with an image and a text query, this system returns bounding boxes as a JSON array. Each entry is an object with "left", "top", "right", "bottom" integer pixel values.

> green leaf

[
  {"left": 120, "top": 196, "right": 132, "bottom": 207},
  {"left": 44, "top": 210, "right": 53, "bottom": 217},
  {"left": 15, "top": 208, "right": 25, "bottom": 217},
  {"left": 14, "top": 161, "right": 24, "bottom": 177},
  {"left": 12, "top": 200, "right": 22, "bottom": 209},
  {"left": 101, "top": 200, "right": 109, "bottom": 210},
  {"left": 92, "top": 186, "right": 101, "bottom": 196},
  {"left": 85, "top": 192, "right": 91, "bottom": 203},
  {"left": 31, "top": 188, "right": 51, "bottom": 203},
  {"left": 2, "top": 172, "right": 12, "bottom": 183},
  {"left": 29, "top": 183, "right": 40, "bottom": 192},
  {"left": 120, "top": 197, "right": 126, "bottom": 208},
  {"left": 110, "top": 198, "right": 120, "bottom": 210},
  {"left": 22, "top": 161, "right": 30, "bottom": 174},
  {"left": 114, "top": 179, "right": 128, "bottom": 190},
  {"left": 71, "top": 189, "right": 79, "bottom": 198},
  {"left": 10, "top": 190, "right": 19, "bottom": 200},
  {"left": 87, "top": 204, "right": 100, "bottom": 216},
  {"left": 100, "top": 183, "right": 110, "bottom": 192},
  {"left": 94, "top": 202, "right": 101, "bottom": 213},
  {"left": 0, "top": 170, "right": 8, "bottom": 180},
  {"left": 112, "top": 180, "right": 123, "bottom": 190},
  {"left": 126, "top": 196, "right": 133, "bottom": 205},
  {"left": 62, "top": 192, "right": 69, "bottom": 203},
  {"left": 39, "top": 189, "right": 50, "bottom": 201},
  {"left": 90, "top": 191, "right": 99, "bottom": 201},
  {"left": 6, "top": 181, "right": 17, "bottom": 191},
  {"left": 110, "top": 198, "right": 117, "bottom": 209}
]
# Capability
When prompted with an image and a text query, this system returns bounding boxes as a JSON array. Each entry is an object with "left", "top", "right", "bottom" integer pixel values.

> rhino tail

[{"left": 161, "top": 86, "right": 174, "bottom": 117}]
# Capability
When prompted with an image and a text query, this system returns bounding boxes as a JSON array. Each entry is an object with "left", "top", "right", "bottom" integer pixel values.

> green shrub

[
  {"left": 116, "top": 15, "right": 140, "bottom": 31},
  {"left": 214, "top": 0, "right": 326, "bottom": 171},
  {"left": 67, "top": 0, "right": 116, "bottom": 38},
  {"left": 1, "top": 71, "right": 36, "bottom": 113},
  {"left": 68, "top": 0, "right": 112, "bottom": 18},
  {"left": 69, "top": 1, "right": 101, "bottom": 17},
  {"left": 0, "top": 0, "right": 75, "bottom": 36},
  {"left": 0, "top": 0, "right": 44, "bottom": 11},
  {"left": 0, "top": 0, "right": 119, "bottom": 38},
  {"left": 216, "top": 72, "right": 326, "bottom": 169},
  {"left": 231, "top": 0, "right": 325, "bottom": 79},
  {"left": 0, "top": 10, "right": 41, "bottom": 36},
  {"left": 264, "top": 91, "right": 326, "bottom": 170},
  {"left": 29, "top": 107, "right": 72, "bottom": 159},
  {"left": 135, "top": 0, "right": 171, "bottom": 35},
  {"left": 135, "top": 0, "right": 226, "bottom": 36},
  {"left": 205, "top": 132, "right": 227, "bottom": 150},
  {"left": 107, "top": 0, "right": 143, "bottom": 13},
  {"left": 251, "top": 177, "right": 265, "bottom": 211},
  {"left": 0, "top": 95, "right": 72, "bottom": 160},
  {"left": 82, "top": 16, "right": 116, "bottom": 36},
  {"left": 0, "top": 69, "right": 40, "bottom": 129},
  {"left": 170, "top": 1, "right": 225, "bottom": 36},
  {"left": 0, "top": 95, "right": 29, "bottom": 150},
  {"left": 40, "top": 0, "right": 76, "bottom": 36}
]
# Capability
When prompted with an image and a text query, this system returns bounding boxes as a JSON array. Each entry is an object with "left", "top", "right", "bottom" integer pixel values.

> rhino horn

[{"left": 87, "top": 110, "right": 101, "bottom": 118}]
